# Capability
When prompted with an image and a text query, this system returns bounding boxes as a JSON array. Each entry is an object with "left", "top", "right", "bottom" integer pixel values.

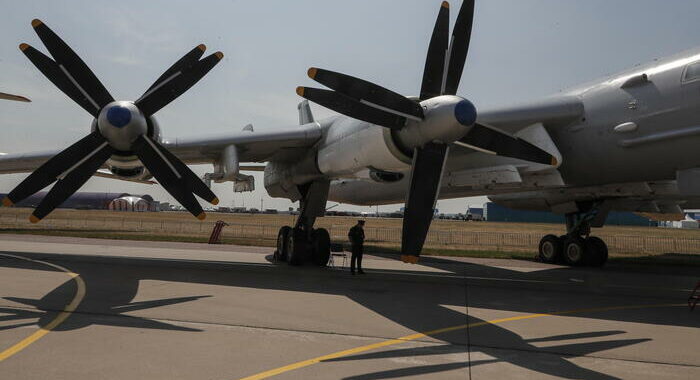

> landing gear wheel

[
  {"left": 538, "top": 234, "right": 562, "bottom": 263},
  {"left": 585, "top": 236, "right": 608, "bottom": 267},
  {"left": 311, "top": 228, "right": 331, "bottom": 267},
  {"left": 287, "top": 228, "right": 306, "bottom": 266},
  {"left": 563, "top": 236, "right": 587, "bottom": 266},
  {"left": 276, "top": 226, "right": 292, "bottom": 262}
]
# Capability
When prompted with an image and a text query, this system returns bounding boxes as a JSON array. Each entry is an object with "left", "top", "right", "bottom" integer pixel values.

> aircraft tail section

[{"left": 298, "top": 100, "right": 314, "bottom": 125}]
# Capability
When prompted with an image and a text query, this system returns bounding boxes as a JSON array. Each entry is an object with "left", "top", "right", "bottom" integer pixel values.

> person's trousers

[{"left": 351, "top": 245, "right": 363, "bottom": 272}]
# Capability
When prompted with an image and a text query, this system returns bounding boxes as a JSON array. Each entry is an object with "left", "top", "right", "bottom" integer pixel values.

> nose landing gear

[{"left": 538, "top": 207, "right": 609, "bottom": 267}]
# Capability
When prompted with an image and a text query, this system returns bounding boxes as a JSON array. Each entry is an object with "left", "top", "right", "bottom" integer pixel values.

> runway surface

[{"left": 0, "top": 234, "right": 698, "bottom": 379}]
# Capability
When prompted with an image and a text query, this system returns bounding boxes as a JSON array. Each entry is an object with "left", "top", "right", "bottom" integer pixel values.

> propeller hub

[
  {"left": 97, "top": 101, "right": 148, "bottom": 151},
  {"left": 454, "top": 99, "right": 477, "bottom": 127},
  {"left": 396, "top": 95, "right": 476, "bottom": 149}
]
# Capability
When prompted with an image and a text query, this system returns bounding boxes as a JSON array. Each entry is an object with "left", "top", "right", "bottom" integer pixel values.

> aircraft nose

[
  {"left": 106, "top": 105, "right": 132, "bottom": 128},
  {"left": 454, "top": 99, "right": 477, "bottom": 127}
]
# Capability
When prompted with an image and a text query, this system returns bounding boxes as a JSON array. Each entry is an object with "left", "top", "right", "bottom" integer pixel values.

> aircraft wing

[
  {"left": 0, "top": 123, "right": 322, "bottom": 175},
  {"left": 0, "top": 92, "right": 31, "bottom": 102}
]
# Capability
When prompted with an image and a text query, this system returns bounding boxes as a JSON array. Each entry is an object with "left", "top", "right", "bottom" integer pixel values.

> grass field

[{"left": 1, "top": 207, "right": 699, "bottom": 266}]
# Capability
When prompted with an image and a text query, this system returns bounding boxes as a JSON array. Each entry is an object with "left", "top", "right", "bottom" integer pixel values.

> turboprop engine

[{"left": 316, "top": 95, "right": 476, "bottom": 177}]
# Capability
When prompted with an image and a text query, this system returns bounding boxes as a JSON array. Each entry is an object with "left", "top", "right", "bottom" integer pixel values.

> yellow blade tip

[
  {"left": 441, "top": 1, "right": 450, "bottom": 9},
  {"left": 214, "top": 51, "right": 224, "bottom": 59},
  {"left": 19, "top": 43, "right": 30, "bottom": 51},
  {"left": 31, "top": 19, "right": 43, "bottom": 28},
  {"left": 296, "top": 86, "right": 305, "bottom": 97},
  {"left": 197, "top": 44, "right": 206, "bottom": 52},
  {"left": 211, "top": 197, "right": 220, "bottom": 206},
  {"left": 29, "top": 215, "right": 41, "bottom": 224},
  {"left": 307, "top": 67, "right": 318, "bottom": 79},
  {"left": 197, "top": 212, "right": 207, "bottom": 221},
  {"left": 551, "top": 156, "right": 558, "bottom": 166},
  {"left": 2, "top": 197, "right": 13, "bottom": 207},
  {"left": 401, "top": 255, "right": 419, "bottom": 264}
]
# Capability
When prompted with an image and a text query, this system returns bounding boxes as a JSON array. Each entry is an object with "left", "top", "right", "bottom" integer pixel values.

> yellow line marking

[
  {"left": 238, "top": 303, "right": 682, "bottom": 380},
  {"left": 0, "top": 253, "right": 86, "bottom": 362}
]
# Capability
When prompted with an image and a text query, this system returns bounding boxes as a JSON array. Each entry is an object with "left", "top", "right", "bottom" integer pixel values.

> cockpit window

[{"left": 683, "top": 61, "right": 700, "bottom": 83}]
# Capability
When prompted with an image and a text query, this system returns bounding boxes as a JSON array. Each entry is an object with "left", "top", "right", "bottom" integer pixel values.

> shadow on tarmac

[{"left": 0, "top": 249, "right": 696, "bottom": 379}]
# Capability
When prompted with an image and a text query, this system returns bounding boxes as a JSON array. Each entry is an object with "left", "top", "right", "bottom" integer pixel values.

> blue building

[{"left": 483, "top": 202, "right": 654, "bottom": 226}]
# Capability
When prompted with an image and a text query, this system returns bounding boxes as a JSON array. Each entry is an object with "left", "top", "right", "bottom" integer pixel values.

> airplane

[{"left": 1, "top": 1, "right": 699, "bottom": 268}]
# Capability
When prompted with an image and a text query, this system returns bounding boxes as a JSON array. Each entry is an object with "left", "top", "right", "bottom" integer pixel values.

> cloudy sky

[{"left": 1, "top": 0, "right": 700, "bottom": 213}]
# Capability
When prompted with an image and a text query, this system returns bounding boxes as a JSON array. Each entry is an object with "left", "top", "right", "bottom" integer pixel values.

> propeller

[
  {"left": 297, "top": 1, "right": 556, "bottom": 262},
  {"left": 1, "top": 19, "right": 222, "bottom": 222}
]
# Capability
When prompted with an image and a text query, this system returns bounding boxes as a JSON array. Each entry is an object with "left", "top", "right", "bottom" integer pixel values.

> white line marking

[
  {"left": 359, "top": 99, "right": 422, "bottom": 122},
  {"left": 57, "top": 141, "right": 109, "bottom": 180},
  {"left": 454, "top": 140, "right": 497, "bottom": 155},
  {"left": 137, "top": 71, "right": 182, "bottom": 101},
  {"left": 144, "top": 136, "right": 181, "bottom": 179},
  {"left": 59, "top": 64, "right": 99, "bottom": 110}
]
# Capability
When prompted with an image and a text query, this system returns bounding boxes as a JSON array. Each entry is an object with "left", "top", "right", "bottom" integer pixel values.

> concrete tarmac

[{"left": 0, "top": 234, "right": 698, "bottom": 379}]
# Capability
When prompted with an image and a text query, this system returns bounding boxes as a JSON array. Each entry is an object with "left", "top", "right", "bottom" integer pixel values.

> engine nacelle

[
  {"left": 317, "top": 117, "right": 411, "bottom": 178},
  {"left": 264, "top": 153, "right": 323, "bottom": 201}
]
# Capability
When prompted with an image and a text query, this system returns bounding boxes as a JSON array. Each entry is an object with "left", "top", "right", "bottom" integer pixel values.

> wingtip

[
  {"left": 401, "top": 255, "right": 420, "bottom": 264},
  {"left": 29, "top": 215, "right": 41, "bottom": 224},
  {"left": 441, "top": 1, "right": 450, "bottom": 9},
  {"left": 197, "top": 44, "right": 206, "bottom": 52},
  {"left": 214, "top": 51, "right": 224, "bottom": 60},
  {"left": 19, "top": 43, "right": 30, "bottom": 52},
  {"left": 307, "top": 67, "right": 318, "bottom": 79},
  {"left": 296, "top": 86, "right": 305, "bottom": 97},
  {"left": 196, "top": 212, "right": 207, "bottom": 221},
  {"left": 211, "top": 197, "right": 220, "bottom": 206},
  {"left": 31, "top": 19, "right": 43, "bottom": 28},
  {"left": 2, "top": 197, "right": 13, "bottom": 207}
]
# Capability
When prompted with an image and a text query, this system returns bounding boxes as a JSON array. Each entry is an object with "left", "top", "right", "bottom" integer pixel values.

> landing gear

[
  {"left": 537, "top": 204, "right": 609, "bottom": 267},
  {"left": 276, "top": 225, "right": 331, "bottom": 267},
  {"left": 538, "top": 234, "right": 562, "bottom": 263},
  {"left": 275, "top": 179, "right": 332, "bottom": 267}
]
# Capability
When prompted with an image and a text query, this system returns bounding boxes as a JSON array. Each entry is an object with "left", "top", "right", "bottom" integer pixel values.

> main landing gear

[
  {"left": 274, "top": 180, "right": 331, "bottom": 267},
  {"left": 538, "top": 208, "right": 609, "bottom": 267},
  {"left": 276, "top": 224, "right": 331, "bottom": 266}
]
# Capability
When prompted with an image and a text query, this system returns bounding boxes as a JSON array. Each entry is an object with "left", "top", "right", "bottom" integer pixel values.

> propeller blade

[
  {"left": 401, "top": 142, "right": 449, "bottom": 262},
  {"left": 296, "top": 87, "right": 407, "bottom": 129},
  {"left": 458, "top": 124, "right": 556, "bottom": 165},
  {"left": 20, "top": 44, "right": 98, "bottom": 116},
  {"left": 142, "top": 44, "right": 207, "bottom": 95},
  {"left": 132, "top": 135, "right": 206, "bottom": 219},
  {"left": 144, "top": 137, "right": 219, "bottom": 205},
  {"left": 308, "top": 67, "right": 424, "bottom": 120},
  {"left": 135, "top": 51, "right": 224, "bottom": 116},
  {"left": 31, "top": 19, "right": 114, "bottom": 112},
  {"left": 443, "top": 0, "right": 475, "bottom": 95},
  {"left": 2, "top": 131, "right": 108, "bottom": 207},
  {"left": 31, "top": 142, "right": 114, "bottom": 222},
  {"left": 0, "top": 92, "right": 31, "bottom": 102},
  {"left": 420, "top": 1, "right": 450, "bottom": 100}
]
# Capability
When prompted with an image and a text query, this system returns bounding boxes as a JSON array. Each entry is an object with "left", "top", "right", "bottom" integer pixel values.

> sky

[{"left": 2, "top": 0, "right": 700, "bottom": 213}]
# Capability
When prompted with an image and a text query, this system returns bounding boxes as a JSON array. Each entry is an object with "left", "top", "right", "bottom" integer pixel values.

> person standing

[{"left": 348, "top": 220, "right": 366, "bottom": 275}]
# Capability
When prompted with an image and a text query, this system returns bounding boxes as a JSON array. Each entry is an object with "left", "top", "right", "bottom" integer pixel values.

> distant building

[
  {"left": 483, "top": 202, "right": 654, "bottom": 226},
  {"left": 0, "top": 192, "right": 159, "bottom": 212}
]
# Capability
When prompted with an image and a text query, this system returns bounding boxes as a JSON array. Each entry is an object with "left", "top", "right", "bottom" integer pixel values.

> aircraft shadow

[{"left": 0, "top": 249, "right": 695, "bottom": 379}]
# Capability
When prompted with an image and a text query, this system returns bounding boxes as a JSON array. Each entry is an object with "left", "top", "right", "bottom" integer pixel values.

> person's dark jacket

[{"left": 348, "top": 225, "right": 365, "bottom": 246}]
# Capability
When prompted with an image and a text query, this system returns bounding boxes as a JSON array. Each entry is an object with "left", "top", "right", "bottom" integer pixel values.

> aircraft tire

[
  {"left": 538, "top": 234, "right": 562, "bottom": 263},
  {"left": 585, "top": 236, "right": 608, "bottom": 267},
  {"left": 276, "top": 226, "right": 292, "bottom": 262},
  {"left": 287, "top": 228, "right": 306, "bottom": 266},
  {"left": 311, "top": 228, "right": 331, "bottom": 267},
  {"left": 563, "top": 236, "right": 587, "bottom": 266}
]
